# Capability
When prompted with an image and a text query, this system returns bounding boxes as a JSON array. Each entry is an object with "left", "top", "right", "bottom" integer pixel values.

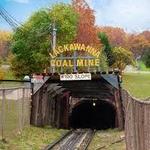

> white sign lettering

[{"left": 60, "top": 73, "right": 91, "bottom": 81}]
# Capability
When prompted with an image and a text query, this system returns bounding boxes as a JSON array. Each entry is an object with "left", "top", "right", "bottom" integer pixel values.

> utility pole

[
  {"left": 52, "top": 22, "right": 57, "bottom": 51},
  {"left": 51, "top": 22, "right": 57, "bottom": 73}
]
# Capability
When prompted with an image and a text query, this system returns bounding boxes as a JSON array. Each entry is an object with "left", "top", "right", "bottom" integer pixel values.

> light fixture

[{"left": 93, "top": 102, "right": 96, "bottom": 106}]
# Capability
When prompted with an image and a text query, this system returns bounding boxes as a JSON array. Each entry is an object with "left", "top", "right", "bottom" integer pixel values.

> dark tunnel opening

[{"left": 69, "top": 100, "right": 116, "bottom": 130}]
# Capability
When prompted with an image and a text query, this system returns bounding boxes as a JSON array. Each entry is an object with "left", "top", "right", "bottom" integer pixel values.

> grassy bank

[
  {"left": 0, "top": 126, "right": 68, "bottom": 150},
  {"left": 89, "top": 129, "right": 125, "bottom": 150},
  {"left": 122, "top": 73, "right": 150, "bottom": 99}
]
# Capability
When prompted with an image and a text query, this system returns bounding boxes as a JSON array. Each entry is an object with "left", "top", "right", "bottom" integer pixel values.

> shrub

[
  {"left": 142, "top": 49, "right": 150, "bottom": 68},
  {"left": 0, "top": 68, "right": 5, "bottom": 80}
]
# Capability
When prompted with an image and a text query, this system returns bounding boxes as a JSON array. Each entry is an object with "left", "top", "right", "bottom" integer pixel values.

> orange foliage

[
  {"left": 0, "top": 30, "right": 11, "bottom": 58},
  {"left": 97, "top": 26, "right": 127, "bottom": 48},
  {"left": 139, "top": 31, "right": 150, "bottom": 41},
  {"left": 97, "top": 26, "right": 150, "bottom": 57},
  {"left": 127, "top": 33, "right": 150, "bottom": 57},
  {"left": 72, "top": 0, "right": 100, "bottom": 47},
  {"left": 0, "top": 31, "right": 11, "bottom": 41}
]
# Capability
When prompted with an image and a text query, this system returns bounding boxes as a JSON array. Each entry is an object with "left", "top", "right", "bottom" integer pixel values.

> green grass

[
  {"left": 123, "top": 73, "right": 150, "bottom": 99},
  {"left": 89, "top": 129, "right": 125, "bottom": 150},
  {"left": 0, "top": 126, "right": 68, "bottom": 150},
  {"left": 0, "top": 99, "right": 68, "bottom": 150}
]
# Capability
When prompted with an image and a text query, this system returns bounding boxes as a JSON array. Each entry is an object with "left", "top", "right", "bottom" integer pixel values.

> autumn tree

[
  {"left": 0, "top": 30, "right": 11, "bottom": 58},
  {"left": 111, "top": 47, "right": 135, "bottom": 72},
  {"left": 139, "top": 31, "right": 150, "bottom": 41},
  {"left": 98, "top": 31, "right": 134, "bottom": 72},
  {"left": 72, "top": 0, "right": 100, "bottom": 46},
  {"left": 97, "top": 26, "right": 127, "bottom": 48},
  {"left": 126, "top": 33, "right": 150, "bottom": 58},
  {"left": 97, "top": 27, "right": 150, "bottom": 59}
]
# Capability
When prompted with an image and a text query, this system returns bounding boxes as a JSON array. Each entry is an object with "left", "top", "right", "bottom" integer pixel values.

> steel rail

[{"left": 43, "top": 129, "right": 95, "bottom": 150}]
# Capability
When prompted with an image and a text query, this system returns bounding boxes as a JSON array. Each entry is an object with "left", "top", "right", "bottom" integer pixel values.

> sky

[{"left": 0, "top": 0, "right": 150, "bottom": 33}]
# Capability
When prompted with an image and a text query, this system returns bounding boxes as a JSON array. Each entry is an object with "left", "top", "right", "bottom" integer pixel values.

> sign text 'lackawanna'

[{"left": 49, "top": 43, "right": 100, "bottom": 67}]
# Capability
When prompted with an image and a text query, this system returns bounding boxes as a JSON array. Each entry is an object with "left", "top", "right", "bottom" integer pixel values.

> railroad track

[{"left": 44, "top": 129, "right": 95, "bottom": 150}]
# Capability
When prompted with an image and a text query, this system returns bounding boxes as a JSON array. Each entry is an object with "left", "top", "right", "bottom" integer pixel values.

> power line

[
  {"left": 1, "top": 6, "right": 22, "bottom": 25},
  {"left": 0, "top": 5, "right": 22, "bottom": 30}
]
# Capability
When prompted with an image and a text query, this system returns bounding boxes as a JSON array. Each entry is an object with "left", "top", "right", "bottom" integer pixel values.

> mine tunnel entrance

[{"left": 69, "top": 100, "right": 116, "bottom": 130}]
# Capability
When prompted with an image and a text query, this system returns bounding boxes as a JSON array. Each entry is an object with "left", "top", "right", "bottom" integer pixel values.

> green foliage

[
  {"left": 98, "top": 32, "right": 115, "bottom": 66},
  {"left": 142, "top": 49, "right": 150, "bottom": 68},
  {"left": 98, "top": 32, "right": 111, "bottom": 50},
  {"left": 11, "top": 9, "right": 50, "bottom": 77},
  {"left": 112, "top": 47, "right": 135, "bottom": 71},
  {"left": 99, "top": 52, "right": 108, "bottom": 71},
  {"left": 11, "top": 3, "right": 78, "bottom": 77},
  {"left": 50, "top": 4, "right": 78, "bottom": 45},
  {"left": 98, "top": 32, "right": 135, "bottom": 72},
  {"left": 137, "top": 60, "right": 150, "bottom": 71}
]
